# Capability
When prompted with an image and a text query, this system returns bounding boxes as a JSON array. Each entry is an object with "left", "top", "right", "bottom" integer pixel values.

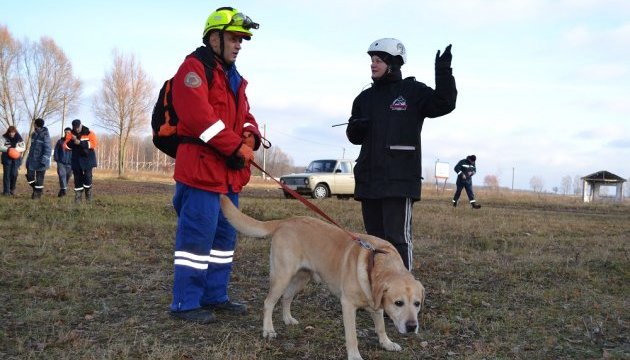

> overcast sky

[{"left": 3, "top": 0, "right": 629, "bottom": 191}]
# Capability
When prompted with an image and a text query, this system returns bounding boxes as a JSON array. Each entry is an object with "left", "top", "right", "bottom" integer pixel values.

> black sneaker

[
  {"left": 471, "top": 202, "right": 481, "bottom": 209},
  {"left": 170, "top": 308, "right": 216, "bottom": 324},
  {"left": 452, "top": 200, "right": 457, "bottom": 207},
  {"left": 205, "top": 300, "right": 248, "bottom": 315}
]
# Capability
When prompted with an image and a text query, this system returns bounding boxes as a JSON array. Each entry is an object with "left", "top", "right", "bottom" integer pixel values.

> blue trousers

[
  {"left": 453, "top": 180, "right": 475, "bottom": 202},
  {"left": 170, "top": 182, "right": 239, "bottom": 312},
  {"left": 2, "top": 161, "right": 19, "bottom": 194},
  {"left": 57, "top": 163, "right": 72, "bottom": 190}
]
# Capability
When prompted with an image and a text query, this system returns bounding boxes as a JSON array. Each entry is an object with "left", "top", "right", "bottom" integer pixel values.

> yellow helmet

[{"left": 203, "top": 7, "right": 259, "bottom": 40}]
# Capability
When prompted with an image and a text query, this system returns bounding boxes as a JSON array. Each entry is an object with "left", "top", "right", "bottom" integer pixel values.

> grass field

[{"left": 0, "top": 174, "right": 628, "bottom": 359}]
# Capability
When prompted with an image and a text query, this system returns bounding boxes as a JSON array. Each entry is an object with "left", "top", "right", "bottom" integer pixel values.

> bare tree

[
  {"left": 0, "top": 25, "right": 22, "bottom": 129},
  {"left": 483, "top": 174, "right": 500, "bottom": 190},
  {"left": 561, "top": 175, "right": 572, "bottom": 195},
  {"left": 93, "top": 50, "right": 154, "bottom": 177},
  {"left": 15, "top": 36, "right": 81, "bottom": 147},
  {"left": 254, "top": 145, "right": 294, "bottom": 178},
  {"left": 530, "top": 176, "right": 544, "bottom": 193}
]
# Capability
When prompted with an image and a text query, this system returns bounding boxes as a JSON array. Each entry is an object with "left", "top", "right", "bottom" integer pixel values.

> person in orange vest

[{"left": 64, "top": 119, "right": 97, "bottom": 202}]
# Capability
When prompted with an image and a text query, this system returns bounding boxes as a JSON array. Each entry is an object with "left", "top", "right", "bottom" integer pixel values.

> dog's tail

[{"left": 220, "top": 195, "right": 279, "bottom": 237}]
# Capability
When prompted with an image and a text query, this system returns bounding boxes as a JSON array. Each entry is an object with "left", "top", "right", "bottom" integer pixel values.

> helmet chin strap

[{"left": 219, "top": 29, "right": 226, "bottom": 63}]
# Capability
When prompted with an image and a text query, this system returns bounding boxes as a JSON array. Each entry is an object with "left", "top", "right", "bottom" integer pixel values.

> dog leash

[{"left": 250, "top": 160, "right": 387, "bottom": 254}]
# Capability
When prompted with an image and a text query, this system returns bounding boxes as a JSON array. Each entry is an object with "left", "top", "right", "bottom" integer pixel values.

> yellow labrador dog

[{"left": 220, "top": 196, "right": 425, "bottom": 360}]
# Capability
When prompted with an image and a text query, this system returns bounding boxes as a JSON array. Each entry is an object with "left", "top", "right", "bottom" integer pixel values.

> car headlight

[
  {"left": 280, "top": 178, "right": 285, "bottom": 184},
  {"left": 304, "top": 178, "right": 309, "bottom": 185}
]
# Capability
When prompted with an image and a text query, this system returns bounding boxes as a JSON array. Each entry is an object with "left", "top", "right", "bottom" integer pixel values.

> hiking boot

[
  {"left": 58, "top": 189, "right": 66, "bottom": 197},
  {"left": 205, "top": 300, "right": 248, "bottom": 315},
  {"left": 85, "top": 187, "right": 92, "bottom": 201},
  {"left": 170, "top": 308, "right": 216, "bottom": 324},
  {"left": 471, "top": 202, "right": 481, "bottom": 209},
  {"left": 74, "top": 189, "right": 83, "bottom": 203},
  {"left": 452, "top": 200, "right": 458, "bottom": 207}
]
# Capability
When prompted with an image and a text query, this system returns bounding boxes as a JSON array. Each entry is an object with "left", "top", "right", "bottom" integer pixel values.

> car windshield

[{"left": 305, "top": 160, "right": 336, "bottom": 173}]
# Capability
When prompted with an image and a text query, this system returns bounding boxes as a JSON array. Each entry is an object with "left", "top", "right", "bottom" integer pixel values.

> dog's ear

[{"left": 372, "top": 282, "right": 389, "bottom": 309}]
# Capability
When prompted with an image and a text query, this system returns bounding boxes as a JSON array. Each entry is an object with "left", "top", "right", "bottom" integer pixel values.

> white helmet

[{"left": 367, "top": 38, "right": 406, "bottom": 64}]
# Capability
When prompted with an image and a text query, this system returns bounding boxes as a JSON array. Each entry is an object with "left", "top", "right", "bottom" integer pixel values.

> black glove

[
  {"left": 435, "top": 44, "right": 452, "bottom": 70},
  {"left": 348, "top": 117, "right": 370, "bottom": 130},
  {"left": 226, "top": 153, "right": 246, "bottom": 170},
  {"left": 346, "top": 117, "right": 370, "bottom": 145}
]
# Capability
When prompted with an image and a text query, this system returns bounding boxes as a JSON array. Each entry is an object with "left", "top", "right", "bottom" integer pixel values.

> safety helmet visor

[{"left": 231, "top": 13, "right": 259, "bottom": 30}]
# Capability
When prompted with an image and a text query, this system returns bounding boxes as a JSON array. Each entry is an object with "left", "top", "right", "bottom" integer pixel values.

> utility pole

[{"left": 512, "top": 167, "right": 515, "bottom": 191}]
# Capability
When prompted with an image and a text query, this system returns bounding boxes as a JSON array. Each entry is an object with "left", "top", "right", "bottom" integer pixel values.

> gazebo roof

[{"left": 582, "top": 170, "right": 626, "bottom": 183}]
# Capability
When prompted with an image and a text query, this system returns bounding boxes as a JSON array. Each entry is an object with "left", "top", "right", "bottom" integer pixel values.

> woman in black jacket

[
  {"left": 1, "top": 126, "right": 26, "bottom": 196},
  {"left": 346, "top": 38, "right": 457, "bottom": 270}
]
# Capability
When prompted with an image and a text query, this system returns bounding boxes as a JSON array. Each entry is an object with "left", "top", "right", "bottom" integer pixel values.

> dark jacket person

[
  {"left": 25, "top": 118, "right": 52, "bottom": 199},
  {"left": 346, "top": 38, "right": 457, "bottom": 270},
  {"left": 64, "top": 119, "right": 97, "bottom": 202}
]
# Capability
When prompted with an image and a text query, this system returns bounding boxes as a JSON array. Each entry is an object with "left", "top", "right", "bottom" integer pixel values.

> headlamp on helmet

[
  {"left": 203, "top": 7, "right": 259, "bottom": 40},
  {"left": 367, "top": 38, "right": 407, "bottom": 64}
]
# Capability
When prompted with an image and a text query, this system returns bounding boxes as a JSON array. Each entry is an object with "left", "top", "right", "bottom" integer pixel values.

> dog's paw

[
  {"left": 283, "top": 316, "right": 299, "bottom": 325},
  {"left": 381, "top": 340, "right": 401, "bottom": 352},
  {"left": 263, "top": 329, "right": 277, "bottom": 339}
]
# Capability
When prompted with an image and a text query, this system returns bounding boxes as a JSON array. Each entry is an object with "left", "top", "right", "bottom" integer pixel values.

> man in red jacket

[{"left": 169, "top": 6, "right": 262, "bottom": 324}]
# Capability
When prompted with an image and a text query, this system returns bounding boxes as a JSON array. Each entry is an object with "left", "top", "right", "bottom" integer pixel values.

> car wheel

[{"left": 312, "top": 184, "right": 329, "bottom": 199}]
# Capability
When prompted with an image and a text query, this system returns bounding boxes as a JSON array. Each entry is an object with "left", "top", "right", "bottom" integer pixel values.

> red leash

[{"left": 249, "top": 161, "right": 386, "bottom": 254}]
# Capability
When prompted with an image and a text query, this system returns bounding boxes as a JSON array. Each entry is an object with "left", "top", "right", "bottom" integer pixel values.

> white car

[{"left": 279, "top": 159, "right": 355, "bottom": 199}]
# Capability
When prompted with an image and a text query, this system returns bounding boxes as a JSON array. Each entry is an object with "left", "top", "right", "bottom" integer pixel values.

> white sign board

[{"left": 435, "top": 162, "right": 450, "bottom": 179}]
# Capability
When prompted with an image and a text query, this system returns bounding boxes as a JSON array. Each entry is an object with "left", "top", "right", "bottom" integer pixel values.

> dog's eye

[
  {"left": 394, "top": 300, "right": 404, "bottom": 307},
  {"left": 414, "top": 301, "right": 421, "bottom": 307}
]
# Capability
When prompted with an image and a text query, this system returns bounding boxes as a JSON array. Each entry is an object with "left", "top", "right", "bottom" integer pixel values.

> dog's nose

[{"left": 405, "top": 321, "right": 418, "bottom": 333}]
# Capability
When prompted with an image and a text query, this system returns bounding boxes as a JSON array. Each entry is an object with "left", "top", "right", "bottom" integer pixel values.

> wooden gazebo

[{"left": 581, "top": 171, "right": 626, "bottom": 203}]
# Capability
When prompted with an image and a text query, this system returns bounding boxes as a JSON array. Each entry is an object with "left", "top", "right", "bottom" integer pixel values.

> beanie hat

[
  {"left": 34, "top": 118, "right": 45, "bottom": 128},
  {"left": 467, "top": 155, "right": 477, "bottom": 162},
  {"left": 71, "top": 119, "right": 81, "bottom": 128}
]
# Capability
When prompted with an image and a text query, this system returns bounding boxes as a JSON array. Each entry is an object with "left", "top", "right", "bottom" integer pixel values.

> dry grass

[{"left": 0, "top": 173, "right": 628, "bottom": 359}]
